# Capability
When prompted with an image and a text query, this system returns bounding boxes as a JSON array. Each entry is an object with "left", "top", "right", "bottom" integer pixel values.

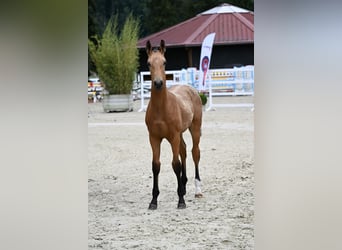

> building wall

[
  {"left": 138, "top": 44, "right": 254, "bottom": 72},
  {"left": 138, "top": 48, "right": 189, "bottom": 72},
  {"left": 191, "top": 44, "right": 254, "bottom": 69}
]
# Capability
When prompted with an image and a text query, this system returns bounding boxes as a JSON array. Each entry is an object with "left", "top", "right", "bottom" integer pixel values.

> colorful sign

[{"left": 198, "top": 33, "right": 216, "bottom": 91}]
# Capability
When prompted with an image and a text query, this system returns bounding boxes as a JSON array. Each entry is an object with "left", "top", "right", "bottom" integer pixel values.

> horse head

[{"left": 146, "top": 40, "right": 166, "bottom": 90}]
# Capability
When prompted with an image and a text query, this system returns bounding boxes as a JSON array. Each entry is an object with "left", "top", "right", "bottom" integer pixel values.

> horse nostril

[{"left": 154, "top": 80, "right": 163, "bottom": 89}]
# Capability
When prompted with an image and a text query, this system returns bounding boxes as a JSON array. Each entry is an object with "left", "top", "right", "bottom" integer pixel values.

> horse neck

[{"left": 150, "top": 85, "right": 169, "bottom": 109}]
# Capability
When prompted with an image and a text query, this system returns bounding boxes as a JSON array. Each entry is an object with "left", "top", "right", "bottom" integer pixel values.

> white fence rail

[{"left": 137, "top": 66, "right": 254, "bottom": 112}]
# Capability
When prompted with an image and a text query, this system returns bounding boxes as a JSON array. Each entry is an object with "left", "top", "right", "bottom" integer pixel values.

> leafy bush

[
  {"left": 89, "top": 14, "right": 139, "bottom": 95},
  {"left": 199, "top": 92, "right": 207, "bottom": 106}
]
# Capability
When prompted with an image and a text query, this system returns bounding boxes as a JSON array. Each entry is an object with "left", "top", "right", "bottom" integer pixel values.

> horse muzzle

[{"left": 153, "top": 79, "right": 163, "bottom": 90}]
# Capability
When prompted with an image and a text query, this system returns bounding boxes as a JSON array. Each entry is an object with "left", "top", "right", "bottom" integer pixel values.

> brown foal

[{"left": 145, "top": 40, "right": 203, "bottom": 209}]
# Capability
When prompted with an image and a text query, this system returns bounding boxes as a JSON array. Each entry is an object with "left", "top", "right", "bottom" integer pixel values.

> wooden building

[{"left": 137, "top": 3, "right": 254, "bottom": 72}]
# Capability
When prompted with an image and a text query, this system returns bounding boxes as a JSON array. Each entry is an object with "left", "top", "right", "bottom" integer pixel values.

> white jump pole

[
  {"left": 206, "top": 71, "right": 215, "bottom": 111},
  {"left": 138, "top": 72, "right": 145, "bottom": 112}
]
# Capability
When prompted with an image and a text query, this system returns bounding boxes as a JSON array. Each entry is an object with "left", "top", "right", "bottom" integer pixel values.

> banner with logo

[{"left": 198, "top": 33, "right": 216, "bottom": 91}]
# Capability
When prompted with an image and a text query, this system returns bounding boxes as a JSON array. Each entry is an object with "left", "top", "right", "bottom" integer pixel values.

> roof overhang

[{"left": 137, "top": 40, "right": 254, "bottom": 49}]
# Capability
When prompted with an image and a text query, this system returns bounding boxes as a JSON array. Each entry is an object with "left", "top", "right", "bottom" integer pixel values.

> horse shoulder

[{"left": 168, "top": 88, "right": 196, "bottom": 130}]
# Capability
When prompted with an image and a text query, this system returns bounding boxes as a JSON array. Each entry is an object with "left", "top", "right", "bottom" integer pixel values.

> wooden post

[{"left": 186, "top": 48, "right": 193, "bottom": 67}]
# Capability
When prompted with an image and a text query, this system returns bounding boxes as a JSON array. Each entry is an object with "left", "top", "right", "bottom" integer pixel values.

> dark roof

[{"left": 137, "top": 3, "right": 254, "bottom": 48}]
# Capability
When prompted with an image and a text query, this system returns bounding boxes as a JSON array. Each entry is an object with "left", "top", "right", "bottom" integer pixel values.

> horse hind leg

[
  {"left": 189, "top": 124, "right": 203, "bottom": 198},
  {"left": 179, "top": 134, "right": 188, "bottom": 195}
]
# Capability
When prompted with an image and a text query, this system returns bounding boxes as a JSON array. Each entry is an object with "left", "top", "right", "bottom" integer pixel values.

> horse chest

[
  {"left": 146, "top": 110, "right": 178, "bottom": 138},
  {"left": 150, "top": 119, "right": 168, "bottom": 135}
]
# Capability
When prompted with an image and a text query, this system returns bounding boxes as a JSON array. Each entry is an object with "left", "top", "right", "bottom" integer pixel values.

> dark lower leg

[
  {"left": 173, "top": 160, "right": 186, "bottom": 208},
  {"left": 193, "top": 145, "right": 201, "bottom": 182},
  {"left": 195, "top": 166, "right": 201, "bottom": 181},
  {"left": 149, "top": 161, "right": 160, "bottom": 210},
  {"left": 181, "top": 165, "right": 188, "bottom": 195},
  {"left": 179, "top": 137, "right": 188, "bottom": 194}
]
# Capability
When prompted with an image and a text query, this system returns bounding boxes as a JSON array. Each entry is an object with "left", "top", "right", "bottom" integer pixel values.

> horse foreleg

[
  {"left": 149, "top": 161, "right": 160, "bottom": 210},
  {"left": 149, "top": 136, "right": 161, "bottom": 210},
  {"left": 171, "top": 135, "right": 186, "bottom": 209}
]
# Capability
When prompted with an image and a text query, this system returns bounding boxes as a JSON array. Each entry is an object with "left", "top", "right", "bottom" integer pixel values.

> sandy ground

[{"left": 88, "top": 96, "right": 254, "bottom": 249}]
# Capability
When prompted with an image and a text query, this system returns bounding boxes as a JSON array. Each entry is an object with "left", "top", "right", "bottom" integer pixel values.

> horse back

[
  {"left": 169, "top": 85, "right": 202, "bottom": 124},
  {"left": 169, "top": 85, "right": 202, "bottom": 109}
]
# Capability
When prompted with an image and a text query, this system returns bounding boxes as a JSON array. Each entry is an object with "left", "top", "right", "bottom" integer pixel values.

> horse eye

[
  {"left": 163, "top": 61, "right": 166, "bottom": 66},
  {"left": 147, "top": 62, "right": 151, "bottom": 68}
]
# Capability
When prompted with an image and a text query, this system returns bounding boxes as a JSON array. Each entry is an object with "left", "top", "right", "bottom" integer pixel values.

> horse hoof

[
  {"left": 195, "top": 193, "right": 203, "bottom": 198},
  {"left": 177, "top": 203, "right": 186, "bottom": 209},
  {"left": 148, "top": 203, "right": 157, "bottom": 210}
]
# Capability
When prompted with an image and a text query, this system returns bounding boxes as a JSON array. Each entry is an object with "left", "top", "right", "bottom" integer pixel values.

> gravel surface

[{"left": 88, "top": 96, "right": 254, "bottom": 249}]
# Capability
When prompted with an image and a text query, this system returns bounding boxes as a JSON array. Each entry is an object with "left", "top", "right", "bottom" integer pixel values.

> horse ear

[
  {"left": 160, "top": 40, "right": 166, "bottom": 54},
  {"left": 146, "top": 40, "right": 152, "bottom": 55}
]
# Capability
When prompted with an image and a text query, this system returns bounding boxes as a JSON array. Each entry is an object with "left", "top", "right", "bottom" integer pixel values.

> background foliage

[{"left": 88, "top": 0, "right": 254, "bottom": 75}]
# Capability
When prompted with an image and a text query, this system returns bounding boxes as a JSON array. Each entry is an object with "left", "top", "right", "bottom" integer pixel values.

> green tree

[
  {"left": 88, "top": 0, "right": 254, "bottom": 75},
  {"left": 89, "top": 0, "right": 253, "bottom": 39},
  {"left": 88, "top": 0, "right": 99, "bottom": 75},
  {"left": 144, "top": 0, "right": 182, "bottom": 34}
]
